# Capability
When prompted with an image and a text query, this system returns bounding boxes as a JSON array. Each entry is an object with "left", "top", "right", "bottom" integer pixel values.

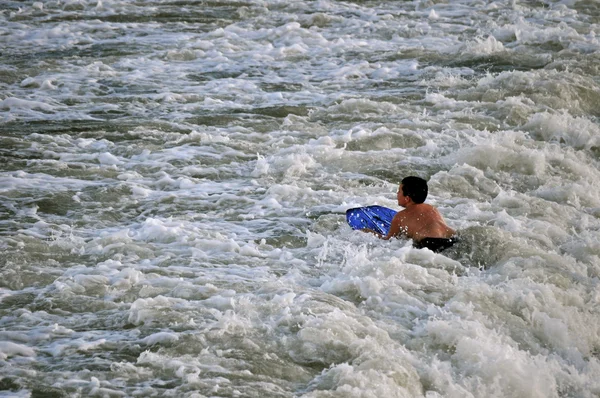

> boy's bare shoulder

[{"left": 405, "top": 203, "right": 436, "bottom": 214}]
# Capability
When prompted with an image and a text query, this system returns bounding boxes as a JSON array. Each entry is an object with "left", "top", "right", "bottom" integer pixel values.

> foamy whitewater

[{"left": 1, "top": 0, "right": 600, "bottom": 396}]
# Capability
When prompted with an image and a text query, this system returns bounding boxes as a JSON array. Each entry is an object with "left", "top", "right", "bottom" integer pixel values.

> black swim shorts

[{"left": 413, "top": 237, "right": 458, "bottom": 252}]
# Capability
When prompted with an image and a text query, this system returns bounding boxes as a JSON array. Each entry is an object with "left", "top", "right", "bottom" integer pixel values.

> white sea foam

[
  {"left": 0, "top": 97, "right": 54, "bottom": 112},
  {"left": 524, "top": 111, "right": 600, "bottom": 149},
  {"left": 1, "top": 1, "right": 600, "bottom": 397},
  {"left": 0, "top": 342, "right": 36, "bottom": 360}
]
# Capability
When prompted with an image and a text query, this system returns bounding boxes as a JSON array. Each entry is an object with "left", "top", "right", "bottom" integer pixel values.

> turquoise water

[{"left": 1, "top": 1, "right": 600, "bottom": 396}]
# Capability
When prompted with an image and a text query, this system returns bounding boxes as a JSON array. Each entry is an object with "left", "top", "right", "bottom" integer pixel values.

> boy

[{"left": 367, "top": 176, "right": 458, "bottom": 252}]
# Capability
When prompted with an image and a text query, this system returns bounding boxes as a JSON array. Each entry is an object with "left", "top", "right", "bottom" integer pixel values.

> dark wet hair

[{"left": 401, "top": 176, "right": 428, "bottom": 204}]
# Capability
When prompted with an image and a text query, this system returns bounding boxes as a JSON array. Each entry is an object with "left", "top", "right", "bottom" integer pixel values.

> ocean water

[{"left": 1, "top": 0, "right": 600, "bottom": 396}]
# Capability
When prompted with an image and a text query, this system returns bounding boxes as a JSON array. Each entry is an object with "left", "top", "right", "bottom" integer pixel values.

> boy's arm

[{"left": 381, "top": 212, "right": 407, "bottom": 240}]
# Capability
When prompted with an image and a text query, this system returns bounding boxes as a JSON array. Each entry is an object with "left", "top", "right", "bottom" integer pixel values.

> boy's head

[{"left": 400, "top": 176, "right": 428, "bottom": 204}]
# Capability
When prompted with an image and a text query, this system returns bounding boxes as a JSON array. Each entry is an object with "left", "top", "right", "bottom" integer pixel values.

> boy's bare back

[{"left": 388, "top": 203, "right": 455, "bottom": 242}]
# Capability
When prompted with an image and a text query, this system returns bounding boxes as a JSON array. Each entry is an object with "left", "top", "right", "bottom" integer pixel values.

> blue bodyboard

[{"left": 346, "top": 206, "right": 397, "bottom": 236}]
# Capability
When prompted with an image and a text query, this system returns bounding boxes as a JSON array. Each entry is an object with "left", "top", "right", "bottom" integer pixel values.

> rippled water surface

[{"left": 1, "top": 0, "right": 600, "bottom": 397}]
